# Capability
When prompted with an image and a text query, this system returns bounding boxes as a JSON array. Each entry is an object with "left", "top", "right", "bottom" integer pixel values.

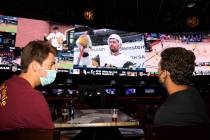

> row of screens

[
  {"left": 1, "top": 15, "right": 210, "bottom": 76},
  {"left": 48, "top": 87, "right": 155, "bottom": 96},
  {"left": 105, "top": 87, "right": 155, "bottom": 96}
]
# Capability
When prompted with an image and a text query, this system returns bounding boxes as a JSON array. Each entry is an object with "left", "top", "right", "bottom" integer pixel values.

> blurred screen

[
  {"left": 105, "top": 88, "right": 116, "bottom": 95},
  {"left": 125, "top": 88, "right": 136, "bottom": 95},
  {"left": 144, "top": 88, "right": 155, "bottom": 94}
]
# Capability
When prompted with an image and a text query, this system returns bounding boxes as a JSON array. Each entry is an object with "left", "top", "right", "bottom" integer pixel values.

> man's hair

[
  {"left": 107, "top": 34, "right": 122, "bottom": 45},
  {"left": 21, "top": 40, "right": 57, "bottom": 73},
  {"left": 52, "top": 26, "right": 59, "bottom": 30},
  {"left": 76, "top": 35, "right": 90, "bottom": 48},
  {"left": 160, "top": 47, "right": 195, "bottom": 85}
]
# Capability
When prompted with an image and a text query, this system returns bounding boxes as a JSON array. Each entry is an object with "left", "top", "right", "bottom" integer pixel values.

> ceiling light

[
  {"left": 187, "top": 1, "right": 196, "bottom": 8},
  {"left": 84, "top": 10, "right": 95, "bottom": 21},
  {"left": 187, "top": 16, "right": 199, "bottom": 27}
]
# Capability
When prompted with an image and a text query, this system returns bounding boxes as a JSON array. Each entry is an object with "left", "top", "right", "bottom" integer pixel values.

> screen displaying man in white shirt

[
  {"left": 104, "top": 34, "right": 134, "bottom": 68},
  {"left": 45, "top": 26, "right": 66, "bottom": 51}
]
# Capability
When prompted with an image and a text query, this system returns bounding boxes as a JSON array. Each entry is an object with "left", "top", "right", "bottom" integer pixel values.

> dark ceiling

[{"left": 1, "top": 0, "right": 210, "bottom": 32}]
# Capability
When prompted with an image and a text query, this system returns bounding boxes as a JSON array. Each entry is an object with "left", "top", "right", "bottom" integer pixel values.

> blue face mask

[{"left": 40, "top": 70, "right": 57, "bottom": 86}]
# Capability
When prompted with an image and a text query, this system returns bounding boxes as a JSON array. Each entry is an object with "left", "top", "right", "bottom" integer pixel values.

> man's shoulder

[
  {"left": 57, "top": 32, "right": 65, "bottom": 36},
  {"left": 6, "top": 75, "right": 30, "bottom": 86},
  {"left": 175, "top": 87, "right": 200, "bottom": 97},
  {"left": 5, "top": 75, "right": 19, "bottom": 84},
  {"left": 6, "top": 76, "right": 42, "bottom": 96},
  {"left": 47, "top": 32, "right": 55, "bottom": 37}
]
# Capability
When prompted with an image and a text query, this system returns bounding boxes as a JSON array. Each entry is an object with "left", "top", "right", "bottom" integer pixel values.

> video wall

[{"left": 1, "top": 14, "right": 210, "bottom": 76}]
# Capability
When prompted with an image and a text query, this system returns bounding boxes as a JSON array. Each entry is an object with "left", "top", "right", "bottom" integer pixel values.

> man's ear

[
  {"left": 31, "top": 61, "right": 41, "bottom": 72},
  {"left": 163, "top": 70, "right": 171, "bottom": 81},
  {"left": 161, "top": 70, "right": 169, "bottom": 78},
  {"left": 166, "top": 70, "right": 170, "bottom": 76},
  {"left": 119, "top": 43, "right": 122, "bottom": 49}
]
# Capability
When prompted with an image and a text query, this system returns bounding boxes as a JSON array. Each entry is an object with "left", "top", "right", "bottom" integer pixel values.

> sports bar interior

[{"left": 1, "top": 0, "right": 210, "bottom": 140}]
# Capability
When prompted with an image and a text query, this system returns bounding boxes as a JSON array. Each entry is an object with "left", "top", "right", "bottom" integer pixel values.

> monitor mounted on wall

[
  {"left": 105, "top": 88, "right": 116, "bottom": 95},
  {"left": 125, "top": 87, "right": 136, "bottom": 96}
]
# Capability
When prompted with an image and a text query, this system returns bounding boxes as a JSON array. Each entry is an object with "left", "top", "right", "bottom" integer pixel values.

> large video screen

[
  {"left": 1, "top": 14, "right": 210, "bottom": 76},
  {"left": 0, "top": 15, "right": 74, "bottom": 72},
  {"left": 0, "top": 15, "right": 19, "bottom": 71},
  {"left": 144, "top": 32, "right": 210, "bottom": 76},
  {"left": 71, "top": 27, "right": 146, "bottom": 76}
]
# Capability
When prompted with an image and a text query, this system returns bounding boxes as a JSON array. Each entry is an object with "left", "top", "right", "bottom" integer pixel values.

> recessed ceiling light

[
  {"left": 187, "top": 2, "right": 196, "bottom": 8},
  {"left": 84, "top": 10, "right": 95, "bottom": 21}
]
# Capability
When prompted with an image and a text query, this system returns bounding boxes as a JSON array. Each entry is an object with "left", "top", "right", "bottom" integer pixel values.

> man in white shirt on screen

[
  {"left": 104, "top": 34, "right": 134, "bottom": 68},
  {"left": 45, "top": 26, "right": 66, "bottom": 51}
]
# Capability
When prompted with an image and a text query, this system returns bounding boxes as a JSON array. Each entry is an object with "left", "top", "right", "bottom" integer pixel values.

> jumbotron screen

[{"left": 1, "top": 14, "right": 210, "bottom": 76}]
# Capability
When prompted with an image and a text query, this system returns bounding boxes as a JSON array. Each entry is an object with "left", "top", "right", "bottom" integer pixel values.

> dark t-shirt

[
  {"left": 0, "top": 75, "right": 54, "bottom": 130},
  {"left": 154, "top": 87, "right": 209, "bottom": 126}
]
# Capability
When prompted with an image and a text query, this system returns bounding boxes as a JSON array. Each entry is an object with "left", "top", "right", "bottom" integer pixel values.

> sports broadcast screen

[
  {"left": 1, "top": 14, "right": 210, "bottom": 76},
  {"left": 144, "top": 32, "right": 210, "bottom": 76},
  {"left": 0, "top": 15, "right": 19, "bottom": 71},
  {"left": 71, "top": 27, "right": 146, "bottom": 76},
  {"left": 0, "top": 15, "right": 74, "bottom": 72}
]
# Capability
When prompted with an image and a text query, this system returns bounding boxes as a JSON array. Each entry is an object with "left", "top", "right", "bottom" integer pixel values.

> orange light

[
  {"left": 187, "top": 16, "right": 199, "bottom": 27},
  {"left": 84, "top": 10, "right": 95, "bottom": 21}
]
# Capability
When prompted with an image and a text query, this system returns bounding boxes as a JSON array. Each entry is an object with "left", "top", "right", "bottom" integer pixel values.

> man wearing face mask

[
  {"left": 154, "top": 47, "right": 209, "bottom": 126},
  {"left": 0, "top": 40, "right": 57, "bottom": 130}
]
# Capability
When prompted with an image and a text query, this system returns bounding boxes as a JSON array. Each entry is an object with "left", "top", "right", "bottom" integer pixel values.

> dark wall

[{"left": 1, "top": 70, "right": 210, "bottom": 94}]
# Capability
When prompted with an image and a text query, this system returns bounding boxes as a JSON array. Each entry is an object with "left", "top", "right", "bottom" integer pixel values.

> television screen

[
  {"left": 67, "top": 89, "right": 79, "bottom": 96},
  {"left": 144, "top": 32, "right": 210, "bottom": 76},
  {"left": 0, "top": 32, "right": 16, "bottom": 48},
  {"left": 56, "top": 51, "right": 73, "bottom": 72},
  {"left": 105, "top": 88, "right": 116, "bottom": 95},
  {"left": 144, "top": 88, "right": 155, "bottom": 94},
  {"left": 125, "top": 88, "right": 136, "bottom": 96},
  {"left": 71, "top": 26, "right": 146, "bottom": 76},
  {"left": 0, "top": 15, "right": 18, "bottom": 33},
  {"left": 0, "top": 15, "right": 19, "bottom": 71},
  {"left": 0, "top": 14, "right": 74, "bottom": 72},
  {"left": 1, "top": 14, "right": 210, "bottom": 76},
  {"left": 0, "top": 47, "right": 21, "bottom": 71},
  {"left": 52, "top": 88, "right": 64, "bottom": 96}
]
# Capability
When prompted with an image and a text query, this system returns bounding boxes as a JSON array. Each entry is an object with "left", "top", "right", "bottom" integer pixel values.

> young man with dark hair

[
  {"left": 154, "top": 47, "right": 209, "bottom": 126},
  {"left": 0, "top": 40, "right": 57, "bottom": 130}
]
